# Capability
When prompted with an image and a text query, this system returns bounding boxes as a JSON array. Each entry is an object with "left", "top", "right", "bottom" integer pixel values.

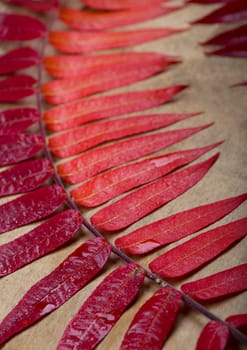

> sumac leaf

[
  {"left": 187, "top": 0, "right": 236, "bottom": 3},
  {"left": 57, "top": 263, "right": 145, "bottom": 350},
  {"left": 0, "top": 159, "right": 54, "bottom": 197},
  {"left": 0, "top": 75, "right": 36, "bottom": 102},
  {"left": 115, "top": 192, "right": 247, "bottom": 255},
  {"left": 0, "top": 237, "right": 111, "bottom": 345},
  {"left": 149, "top": 218, "right": 247, "bottom": 279},
  {"left": 72, "top": 142, "right": 220, "bottom": 208},
  {"left": 196, "top": 321, "right": 230, "bottom": 350},
  {"left": 226, "top": 314, "right": 247, "bottom": 334},
  {"left": 0, "top": 47, "right": 40, "bottom": 75},
  {"left": 0, "top": 185, "right": 66, "bottom": 234},
  {"left": 181, "top": 263, "right": 247, "bottom": 301},
  {"left": 82, "top": 0, "right": 166, "bottom": 10},
  {"left": 0, "top": 209, "right": 83, "bottom": 277},
  {"left": 201, "top": 24, "right": 247, "bottom": 46},
  {"left": 120, "top": 286, "right": 182, "bottom": 350},
  {"left": 232, "top": 81, "right": 247, "bottom": 87},
  {"left": 0, "top": 12, "right": 47, "bottom": 41},
  {"left": 0, "top": 107, "right": 40, "bottom": 135},
  {"left": 205, "top": 41, "right": 247, "bottom": 58},
  {"left": 44, "top": 85, "right": 188, "bottom": 131},
  {"left": 58, "top": 124, "right": 209, "bottom": 184},
  {"left": 91, "top": 154, "right": 219, "bottom": 231},
  {"left": 0, "top": 133, "right": 45, "bottom": 166},
  {"left": 4, "top": 0, "right": 58, "bottom": 12}
]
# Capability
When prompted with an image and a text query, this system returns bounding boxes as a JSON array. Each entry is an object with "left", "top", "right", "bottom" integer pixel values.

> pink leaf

[
  {"left": 0, "top": 107, "right": 40, "bottom": 135},
  {"left": 0, "top": 75, "right": 36, "bottom": 102},
  {"left": 196, "top": 321, "right": 230, "bottom": 350},
  {"left": 0, "top": 47, "right": 40, "bottom": 75}
]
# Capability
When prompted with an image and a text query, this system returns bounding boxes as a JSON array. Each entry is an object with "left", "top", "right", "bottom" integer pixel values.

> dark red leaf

[
  {"left": 72, "top": 142, "right": 220, "bottom": 208},
  {"left": 59, "top": 6, "right": 181, "bottom": 31},
  {"left": 232, "top": 81, "right": 247, "bottom": 87},
  {"left": 44, "top": 85, "right": 188, "bottom": 131},
  {"left": 205, "top": 41, "right": 247, "bottom": 58},
  {"left": 0, "top": 47, "right": 40, "bottom": 75},
  {"left": 0, "top": 107, "right": 40, "bottom": 135},
  {"left": 0, "top": 237, "right": 111, "bottom": 346},
  {"left": 149, "top": 218, "right": 247, "bottom": 279},
  {"left": 201, "top": 24, "right": 247, "bottom": 46},
  {"left": 196, "top": 321, "right": 230, "bottom": 350},
  {"left": 115, "top": 191, "right": 246, "bottom": 255},
  {"left": 0, "top": 75, "right": 36, "bottom": 102},
  {"left": 187, "top": 0, "right": 237, "bottom": 3},
  {"left": 0, "top": 133, "right": 45, "bottom": 166},
  {"left": 82, "top": 0, "right": 167, "bottom": 10},
  {"left": 48, "top": 111, "right": 199, "bottom": 158},
  {"left": 4, "top": 0, "right": 58, "bottom": 12},
  {"left": 120, "top": 286, "right": 182, "bottom": 350},
  {"left": 181, "top": 263, "right": 247, "bottom": 301},
  {"left": 0, "top": 185, "right": 66, "bottom": 234},
  {"left": 91, "top": 154, "right": 219, "bottom": 231},
  {"left": 57, "top": 263, "right": 145, "bottom": 350},
  {"left": 0, "top": 209, "right": 83, "bottom": 277},
  {"left": 0, "top": 159, "right": 54, "bottom": 197},
  {"left": 0, "top": 12, "right": 47, "bottom": 41},
  {"left": 226, "top": 314, "right": 247, "bottom": 334},
  {"left": 58, "top": 124, "right": 209, "bottom": 184}
]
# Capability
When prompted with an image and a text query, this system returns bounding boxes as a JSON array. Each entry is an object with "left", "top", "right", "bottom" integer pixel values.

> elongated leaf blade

[
  {"left": 201, "top": 24, "right": 247, "bottom": 46},
  {"left": 0, "top": 133, "right": 45, "bottom": 166},
  {"left": 181, "top": 263, "right": 247, "bottom": 301},
  {"left": 0, "top": 209, "right": 83, "bottom": 276},
  {"left": 72, "top": 142, "right": 220, "bottom": 208},
  {"left": 44, "top": 85, "right": 188, "bottom": 131},
  {"left": 49, "top": 28, "right": 186, "bottom": 53},
  {"left": 58, "top": 124, "right": 210, "bottom": 184},
  {"left": 83, "top": 0, "right": 166, "bottom": 10},
  {"left": 120, "top": 286, "right": 182, "bottom": 350},
  {"left": 0, "top": 12, "right": 47, "bottom": 41},
  {"left": 115, "top": 192, "right": 247, "bottom": 255},
  {"left": 0, "top": 107, "right": 40, "bottom": 135},
  {"left": 0, "top": 47, "right": 40, "bottom": 75},
  {"left": 205, "top": 41, "right": 247, "bottom": 58},
  {"left": 4, "top": 0, "right": 58, "bottom": 11},
  {"left": 187, "top": 0, "right": 235, "bottom": 3},
  {"left": 91, "top": 154, "right": 219, "bottom": 231},
  {"left": 226, "top": 314, "right": 247, "bottom": 334},
  {"left": 196, "top": 321, "right": 230, "bottom": 350},
  {"left": 57, "top": 263, "right": 145, "bottom": 350},
  {"left": 0, "top": 159, "right": 54, "bottom": 197},
  {"left": 0, "top": 75, "right": 36, "bottom": 102},
  {"left": 48, "top": 111, "right": 199, "bottom": 158},
  {"left": 0, "top": 185, "right": 66, "bottom": 234},
  {"left": 0, "top": 237, "right": 111, "bottom": 346},
  {"left": 150, "top": 218, "right": 247, "bottom": 279}
]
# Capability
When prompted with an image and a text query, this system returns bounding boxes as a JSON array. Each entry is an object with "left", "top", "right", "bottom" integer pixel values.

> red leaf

[
  {"left": 205, "top": 41, "right": 247, "bottom": 58},
  {"left": 59, "top": 6, "right": 181, "bottom": 31},
  {"left": 149, "top": 218, "right": 247, "bottom": 279},
  {"left": 4, "top": 0, "right": 58, "bottom": 12},
  {"left": 0, "top": 237, "right": 111, "bottom": 346},
  {"left": 72, "top": 142, "right": 220, "bottom": 208},
  {"left": 0, "top": 47, "right": 40, "bottom": 75},
  {"left": 120, "top": 286, "right": 182, "bottom": 350},
  {"left": 43, "top": 52, "right": 180, "bottom": 79},
  {"left": 115, "top": 191, "right": 247, "bottom": 255},
  {"left": 48, "top": 111, "right": 199, "bottom": 158},
  {"left": 0, "top": 209, "right": 83, "bottom": 276},
  {"left": 49, "top": 28, "right": 186, "bottom": 53},
  {"left": 57, "top": 263, "right": 145, "bottom": 350},
  {"left": 0, "top": 185, "right": 66, "bottom": 234},
  {"left": 58, "top": 124, "right": 209, "bottom": 184},
  {"left": 0, "top": 159, "right": 54, "bottom": 197},
  {"left": 187, "top": 0, "right": 236, "bottom": 3},
  {"left": 226, "top": 314, "right": 247, "bottom": 334},
  {"left": 0, "top": 75, "right": 36, "bottom": 102},
  {"left": 0, "top": 133, "right": 45, "bottom": 166},
  {"left": 44, "top": 85, "right": 188, "bottom": 131},
  {"left": 91, "top": 154, "right": 219, "bottom": 231},
  {"left": 196, "top": 321, "right": 230, "bottom": 350},
  {"left": 181, "top": 263, "right": 247, "bottom": 301},
  {"left": 232, "top": 81, "right": 247, "bottom": 87},
  {"left": 201, "top": 24, "right": 247, "bottom": 46},
  {"left": 0, "top": 107, "right": 40, "bottom": 135},
  {"left": 82, "top": 0, "right": 167, "bottom": 10},
  {"left": 42, "top": 58, "right": 176, "bottom": 105},
  {"left": 0, "top": 12, "right": 47, "bottom": 41}
]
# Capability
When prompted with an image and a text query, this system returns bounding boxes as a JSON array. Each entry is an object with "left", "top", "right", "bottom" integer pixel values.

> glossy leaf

[
  {"left": 72, "top": 142, "right": 220, "bottom": 208},
  {"left": 0, "top": 237, "right": 111, "bottom": 346},
  {"left": 0, "top": 159, "right": 54, "bottom": 197},
  {"left": 196, "top": 321, "right": 230, "bottom": 350},
  {"left": 0, "top": 209, "right": 83, "bottom": 277},
  {"left": 115, "top": 191, "right": 247, "bottom": 255},
  {"left": 82, "top": 0, "right": 166, "bottom": 10},
  {"left": 0, "top": 47, "right": 40, "bottom": 75},
  {"left": 0, "top": 185, "right": 66, "bottom": 234},
  {"left": 4, "top": 0, "right": 58, "bottom": 11},
  {"left": 149, "top": 218, "right": 247, "bottom": 279},
  {"left": 205, "top": 41, "right": 247, "bottom": 58},
  {"left": 57, "top": 263, "right": 145, "bottom": 350},
  {"left": 44, "top": 85, "right": 188, "bottom": 131},
  {"left": 226, "top": 314, "right": 247, "bottom": 334},
  {"left": 49, "top": 28, "right": 185, "bottom": 53},
  {"left": 0, "top": 75, "right": 36, "bottom": 102},
  {"left": 59, "top": 6, "right": 181, "bottom": 31},
  {"left": 181, "top": 263, "right": 247, "bottom": 301},
  {"left": 0, "top": 12, "right": 47, "bottom": 41},
  {"left": 48, "top": 111, "right": 198, "bottom": 158},
  {"left": 0, "top": 133, "right": 45, "bottom": 166},
  {"left": 58, "top": 124, "right": 209, "bottom": 184},
  {"left": 91, "top": 154, "right": 219, "bottom": 231},
  {"left": 0, "top": 107, "right": 40, "bottom": 135},
  {"left": 120, "top": 286, "right": 182, "bottom": 350},
  {"left": 201, "top": 24, "right": 247, "bottom": 46}
]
